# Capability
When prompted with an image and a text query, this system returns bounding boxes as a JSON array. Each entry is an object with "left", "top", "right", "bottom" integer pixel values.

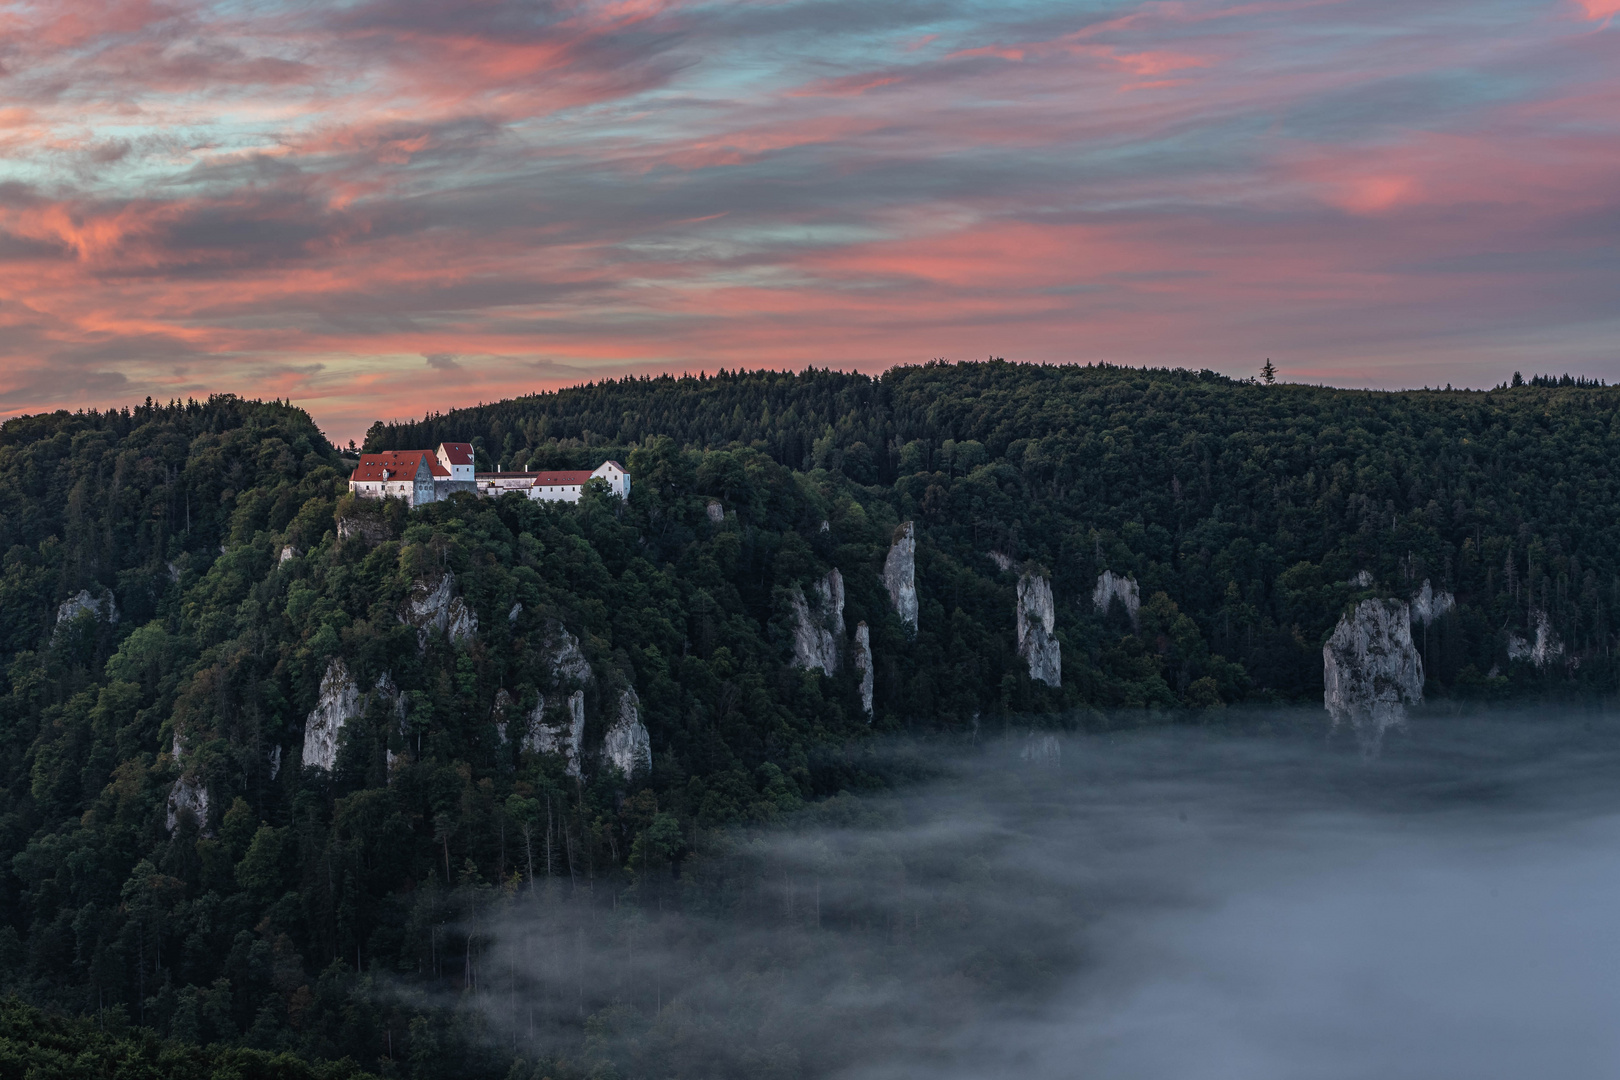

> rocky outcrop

[
  {"left": 543, "top": 621, "right": 593, "bottom": 684},
  {"left": 853, "top": 622, "right": 873, "bottom": 718},
  {"left": 1350, "top": 570, "right": 1374, "bottom": 588},
  {"left": 706, "top": 501, "right": 724, "bottom": 523},
  {"left": 1507, "top": 610, "right": 1565, "bottom": 669},
  {"left": 374, "top": 672, "right": 409, "bottom": 771},
  {"left": 1323, "top": 599, "right": 1423, "bottom": 747},
  {"left": 402, "top": 571, "right": 477, "bottom": 647},
  {"left": 268, "top": 745, "right": 281, "bottom": 780},
  {"left": 884, "top": 523, "right": 918, "bottom": 635},
  {"left": 1017, "top": 572, "right": 1061, "bottom": 687},
  {"left": 986, "top": 551, "right": 1013, "bottom": 572},
  {"left": 166, "top": 775, "right": 209, "bottom": 836},
  {"left": 602, "top": 687, "right": 652, "bottom": 779},
  {"left": 279, "top": 545, "right": 299, "bottom": 565},
  {"left": 1092, "top": 571, "right": 1140, "bottom": 628},
  {"left": 492, "top": 689, "right": 516, "bottom": 744},
  {"left": 790, "top": 569, "right": 845, "bottom": 675},
  {"left": 1410, "top": 580, "right": 1455, "bottom": 626},
  {"left": 508, "top": 602, "right": 523, "bottom": 624},
  {"left": 56, "top": 589, "right": 118, "bottom": 626},
  {"left": 336, "top": 514, "right": 390, "bottom": 545},
  {"left": 523, "top": 690, "right": 586, "bottom": 776},
  {"left": 303, "top": 658, "right": 362, "bottom": 771}
]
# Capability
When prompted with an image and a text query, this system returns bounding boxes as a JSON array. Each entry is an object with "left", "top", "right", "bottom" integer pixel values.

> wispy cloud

[{"left": 1, "top": 0, "right": 1617, "bottom": 440}]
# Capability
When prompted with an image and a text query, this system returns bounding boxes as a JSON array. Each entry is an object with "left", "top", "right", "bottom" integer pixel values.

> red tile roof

[
  {"left": 439, "top": 442, "right": 474, "bottom": 466},
  {"left": 350, "top": 451, "right": 445, "bottom": 483},
  {"left": 528, "top": 471, "right": 594, "bottom": 486}
]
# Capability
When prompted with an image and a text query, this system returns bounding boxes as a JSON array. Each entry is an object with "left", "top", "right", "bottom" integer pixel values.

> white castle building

[{"left": 349, "top": 442, "right": 629, "bottom": 508}]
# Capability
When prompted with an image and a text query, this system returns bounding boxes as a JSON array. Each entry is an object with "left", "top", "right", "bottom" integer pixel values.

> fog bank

[{"left": 480, "top": 710, "right": 1620, "bottom": 1079}]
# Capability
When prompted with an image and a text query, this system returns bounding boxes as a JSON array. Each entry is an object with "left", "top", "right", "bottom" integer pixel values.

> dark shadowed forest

[{"left": 1, "top": 361, "right": 1617, "bottom": 1076}]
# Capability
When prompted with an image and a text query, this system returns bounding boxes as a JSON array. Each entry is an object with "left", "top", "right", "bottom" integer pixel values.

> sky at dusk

[{"left": 2, "top": 0, "right": 1618, "bottom": 445}]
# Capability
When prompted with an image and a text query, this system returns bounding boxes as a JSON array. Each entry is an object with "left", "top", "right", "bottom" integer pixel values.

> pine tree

[{"left": 1260, "top": 358, "right": 1277, "bottom": 384}]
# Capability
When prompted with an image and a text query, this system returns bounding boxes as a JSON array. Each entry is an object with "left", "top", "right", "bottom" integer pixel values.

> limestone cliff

[
  {"left": 706, "top": 501, "right": 725, "bottom": 523},
  {"left": 165, "top": 775, "right": 209, "bottom": 836},
  {"left": 602, "top": 687, "right": 652, "bottom": 779},
  {"left": 511, "top": 621, "right": 595, "bottom": 776},
  {"left": 1091, "top": 571, "right": 1140, "bottom": 628},
  {"left": 1016, "top": 572, "right": 1061, "bottom": 687},
  {"left": 883, "top": 523, "right": 918, "bottom": 635},
  {"left": 543, "top": 621, "right": 593, "bottom": 684},
  {"left": 279, "top": 545, "right": 299, "bottom": 565},
  {"left": 1410, "top": 579, "right": 1455, "bottom": 626},
  {"left": 790, "top": 569, "right": 845, "bottom": 675},
  {"left": 1508, "top": 609, "right": 1565, "bottom": 669},
  {"left": 336, "top": 514, "right": 390, "bottom": 545},
  {"left": 56, "top": 589, "right": 118, "bottom": 626},
  {"left": 492, "top": 689, "right": 516, "bottom": 745},
  {"left": 1323, "top": 599, "right": 1423, "bottom": 746},
  {"left": 853, "top": 622, "right": 873, "bottom": 718},
  {"left": 302, "top": 657, "right": 362, "bottom": 771},
  {"left": 523, "top": 691, "right": 586, "bottom": 776},
  {"left": 402, "top": 571, "right": 477, "bottom": 647}
]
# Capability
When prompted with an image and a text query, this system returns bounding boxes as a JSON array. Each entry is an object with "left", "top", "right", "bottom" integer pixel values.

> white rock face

[
  {"left": 508, "top": 602, "right": 523, "bottom": 624},
  {"left": 268, "top": 745, "right": 281, "bottom": 780},
  {"left": 1020, "top": 732, "right": 1061, "bottom": 765},
  {"left": 303, "top": 657, "right": 362, "bottom": 771},
  {"left": 524, "top": 690, "right": 587, "bottom": 776},
  {"left": 884, "top": 523, "right": 919, "bottom": 634},
  {"left": 1410, "top": 579, "right": 1455, "bottom": 626},
  {"left": 166, "top": 775, "right": 209, "bottom": 836},
  {"left": 1017, "top": 572, "right": 1061, "bottom": 687},
  {"left": 1351, "top": 570, "right": 1374, "bottom": 588},
  {"left": 403, "top": 571, "right": 477, "bottom": 647},
  {"left": 279, "top": 545, "right": 299, "bottom": 564},
  {"left": 374, "top": 672, "right": 409, "bottom": 771},
  {"left": 1323, "top": 599, "right": 1424, "bottom": 747},
  {"left": 1092, "top": 571, "right": 1141, "bottom": 628},
  {"left": 337, "top": 514, "right": 390, "bottom": 545},
  {"left": 706, "top": 501, "right": 724, "bottom": 523},
  {"left": 602, "top": 687, "right": 652, "bottom": 779},
  {"left": 987, "top": 551, "right": 1013, "bottom": 572},
  {"left": 854, "top": 621, "right": 873, "bottom": 718},
  {"left": 791, "top": 569, "right": 845, "bottom": 674},
  {"left": 543, "top": 620, "right": 593, "bottom": 683},
  {"left": 56, "top": 589, "right": 118, "bottom": 626},
  {"left": 492, "top": 689, "right": 515, "bottom": 744},
  {"left": 1508, "top": 610, "right": 1565, "bottom": 669}
]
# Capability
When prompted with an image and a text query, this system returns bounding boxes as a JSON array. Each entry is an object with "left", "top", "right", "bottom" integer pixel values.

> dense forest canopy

[{"left": 0, "top": 362, "right": 1617, "bottom": 1076}]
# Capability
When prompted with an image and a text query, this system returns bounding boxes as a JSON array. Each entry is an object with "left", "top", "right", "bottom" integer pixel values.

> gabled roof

[
  {"left": 598, "top": 460, "right": 626, "bottom": 472},
  {"left": 350, "top": 450, "right": 444, "bottom": 483},
  {"left": 528, "top": 471, "right": 594, "bottom": 486},
  {"left": 438, "top": 442, "right": 474, "bottom": 466}
]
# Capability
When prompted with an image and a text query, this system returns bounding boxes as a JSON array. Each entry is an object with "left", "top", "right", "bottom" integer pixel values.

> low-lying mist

[{"left": 475, "top": 709, "right": 1620, "bottom": 1079}]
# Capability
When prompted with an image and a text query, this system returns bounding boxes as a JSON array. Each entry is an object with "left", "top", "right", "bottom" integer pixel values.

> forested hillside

[{"left": 0, "top": 363, "right": 1618, "bottom": 1076}]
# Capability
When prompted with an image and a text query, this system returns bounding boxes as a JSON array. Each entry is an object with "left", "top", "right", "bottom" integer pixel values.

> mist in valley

[{"left": 473, "top": 710, "right": 1620, "bottom": 1079}]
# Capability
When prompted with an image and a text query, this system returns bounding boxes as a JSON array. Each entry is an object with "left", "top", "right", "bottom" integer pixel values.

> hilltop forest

[{"left": 0, "top": 361, "right": 1618, "bottom": 1077}]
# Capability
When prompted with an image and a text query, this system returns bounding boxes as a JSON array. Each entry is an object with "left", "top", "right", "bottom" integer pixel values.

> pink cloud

[{"left": 1572, "top": 0, "right": 1620, "bottom": 20}]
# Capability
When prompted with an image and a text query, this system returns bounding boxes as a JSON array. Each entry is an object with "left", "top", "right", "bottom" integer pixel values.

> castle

[{"left": 348, "top": 442, "right": 630, "bottom": 508}]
